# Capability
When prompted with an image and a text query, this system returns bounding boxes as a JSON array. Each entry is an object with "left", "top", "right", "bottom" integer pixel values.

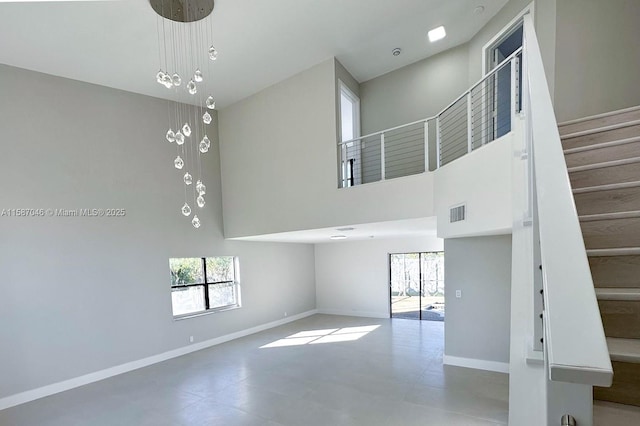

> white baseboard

[
  {"left": 443, "top": 355, "right": 510, "bottom": 374},
  {"left": 0, "top": 309, "right": 318, "bottom": 411},
  {"left": 316, "top": 308, "right": 389, "bottom": 319}
]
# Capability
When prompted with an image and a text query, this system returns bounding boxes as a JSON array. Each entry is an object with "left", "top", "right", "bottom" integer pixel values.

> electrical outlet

[
  {"left": 456, "top": 290, "right": 462, "bottom": 299},
  {"left": 189, "top": 336, "right": 194, "bottom": 343}
]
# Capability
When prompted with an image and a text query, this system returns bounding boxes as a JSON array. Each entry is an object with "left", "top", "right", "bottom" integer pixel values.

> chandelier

[{"left": 150, "top": 0, "right": 218, "bottom": 229}]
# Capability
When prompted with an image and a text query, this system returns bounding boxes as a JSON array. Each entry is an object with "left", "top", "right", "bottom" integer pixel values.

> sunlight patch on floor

[{"left": 260, "top": 325, "right": 380, "bottom": 348}]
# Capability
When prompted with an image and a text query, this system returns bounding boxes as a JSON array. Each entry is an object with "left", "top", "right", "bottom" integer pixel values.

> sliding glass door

[{"left": 389, "top": 252, "right": 444, "bottom": 321}]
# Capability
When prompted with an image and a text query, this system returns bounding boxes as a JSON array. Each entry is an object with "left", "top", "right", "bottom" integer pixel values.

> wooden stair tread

[
  {"left": 561, "top": 119, "right": 640, "bottom": 140},
  {"left": 588, "top": 248, "right": 640, "bottom": 257},
  {"left": 559, "top": 105, "right": 640, "bottom": 136},
  {"left": 607, "top": 338, "right": 640, "bottom": 363},
  {"left": 564, "top": 135, "right": 640, "bottom": 155},
  {"left": 568, "top": 156, "right": 640, "bottom": 173},
  {"left": 574, "top": 181, "right": 640, "bottom": 195},
  {"left": 580, "top": 211, "right": 640, "bottom": 222},
  {"left": 561, "top": 124, "right": 640, "bottom": 150},
  {"left": 597, "top": 288, "right": 640, "bottom": 301}
]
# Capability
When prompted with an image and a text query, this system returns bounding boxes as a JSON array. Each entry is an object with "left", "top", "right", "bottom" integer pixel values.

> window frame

[
  {"left": 338, "top": 80, "right": 361, "bottom": 188},
  {"left": 170, "top": 256, "right": 241, "bottom": 320}
]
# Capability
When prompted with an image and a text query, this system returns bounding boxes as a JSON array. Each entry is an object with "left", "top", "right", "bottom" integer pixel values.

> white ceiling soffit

[
  {"left": 230, "top": 217, "right": 438, "bottom": 244},
  {"left": 0, "top": 0, "right": 507, "bottom": 108}
]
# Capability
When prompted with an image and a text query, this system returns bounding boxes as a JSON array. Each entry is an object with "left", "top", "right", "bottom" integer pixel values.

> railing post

[
  {"left": 511, "top": 56, "right": 517, "bottom": 133},
  {"left": 467, "top": 92, "right": 473, "bottom": 153},
  {"left": 424, "top": 120, "right": 429, "bottom": 172},
  {"left": 436, "top": 118, "right": 441, "bottom": 169},
  {"left": 380, "top": 133, "right": 386, "bottom": 181},
  {"left": 340, "top": 143, "right": 346, "bottom": 188},
  {"left": 515, "top": 55, "right": 521, "bottom": 114}
]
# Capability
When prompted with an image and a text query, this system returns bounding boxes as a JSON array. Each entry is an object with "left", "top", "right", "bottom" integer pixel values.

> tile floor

[{"left": 0, "top": 314, "right": 638, "bottom": 425}]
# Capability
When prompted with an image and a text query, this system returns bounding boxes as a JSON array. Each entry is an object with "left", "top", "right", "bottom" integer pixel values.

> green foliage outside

[{"left": 170, "top": 257, "right": 235, "bottom": 286}]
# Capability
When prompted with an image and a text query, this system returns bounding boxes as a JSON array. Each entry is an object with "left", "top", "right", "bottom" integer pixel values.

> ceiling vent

[{"left": 449, "top": 204, "right": 466, "bottom": 223}]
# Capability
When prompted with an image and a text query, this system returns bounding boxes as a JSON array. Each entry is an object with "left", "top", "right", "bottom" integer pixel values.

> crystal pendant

[
  {"left": 174, "top": 156, "right": 184, "bottom": 169},
  {"left": 172, "top": 73, "right": 182, "bottom": 87},
  {"left": 203, "top": 135, "right": 211, "bottom": 149},
  {"left": 199, "top": 139, "right": 209, "bottom": 153},
  {"left": 175, "top": 131, "right": 185, "bottom": 145},
  {"left": 194, "top": 68, "right": 203, "bottom": 83},
  {"left": 206, "top": 96, "right": 216, "bottom": 109},
  {"left": 208, "top": 45, "right": 218, "bottom": 61},
  {"left": 181, "top": 203, "right": 191, "bottom": 217},
  {"left": 162, "top": 74, "right": 173, "bottom": 89},
  {"left": 197, "top": 195, "right": 206, "bottom": 208},
  {"left": 187, "top": 80, "right": 197, "bottom": 95},
  {"left": 196, "top": 180, "right": 206, "bottom": 195},
  {"left": 202, "top": 111, "right": 212, "bottom": 125},
  {"left": 166, "top": 128, "right": 175, "bottom": 143},
  {"left": 183, "top": 172, "right": 193, "bottom": 185},
  {"left": 156, "top": 70, "right": 165, "bottom": 84},
  {"left": 192, "top": 215, "right": 201, "bottom": 228},
  {"left": 182, "top": 123, "right": 191, "bottom": 137}
]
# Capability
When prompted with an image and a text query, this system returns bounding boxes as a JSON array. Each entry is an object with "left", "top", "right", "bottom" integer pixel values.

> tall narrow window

[{"left": 339, "top": 81, "right": 360, "bottom": 188}]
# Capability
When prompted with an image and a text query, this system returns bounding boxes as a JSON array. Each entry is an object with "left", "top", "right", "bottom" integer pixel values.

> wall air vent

[{"left": 449, "top": 204, "right": 466, "bottom": 223}]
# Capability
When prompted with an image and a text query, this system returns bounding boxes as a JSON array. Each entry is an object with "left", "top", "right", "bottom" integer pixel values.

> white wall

[
  {"left": 219, "top": 58, "right": 436, "bottom": 239},
  {"left": 0, "top": 64, "right": 316, "bottom": 402},
  {"left": 315, "top": 236, "right": 443, "bottom": 318},
  {"left": 434, "top": 132, "right": 514, "bottom": 238},
  {"left": 554, "top": 0, "right": 640, "bottom": 121},
  {"left": 444, "top": 235, "right": 512, "bottom": 369},
  {"left": 359, "top": 44, "right": 470, "bottom": 135}
]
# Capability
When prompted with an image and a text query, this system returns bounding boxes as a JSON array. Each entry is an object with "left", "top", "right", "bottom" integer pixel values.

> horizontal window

[{"left": 169, "top": 256, "right": 240, "bottom": 318}]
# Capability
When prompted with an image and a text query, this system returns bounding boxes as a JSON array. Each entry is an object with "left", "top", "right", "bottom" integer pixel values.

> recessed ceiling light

[
  {"left": 392, "top": 48, "right": 402, "bottom": 57},
  {"left": 336, "top": 227, "right": 355, "bottom": 231},
  {"left": 474, "top": 6, "right": 485, "bottom": 15},
  {"left": 330, "top": 235, "right": 348, "bottom": 240},
  {"left": 428, "top": 26, "right": 446, "bottom": 43}
]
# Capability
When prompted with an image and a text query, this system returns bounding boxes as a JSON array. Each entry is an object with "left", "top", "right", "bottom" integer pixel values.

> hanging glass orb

[
  {"left": 197, "top": 195, "right": 206, "bottom": 208},
  {"left": 166, "top": 128, "right": 176, "bottom": 143},
  {"left": 199, "top": 140, "right": 209, "bottom": 153},
  {"left": 174, "top": 156, "right": 184, "bottom": 169},
  {"left": 181, "top": 203, "right": 191, "bottom": 217},
  {"left": 156, "top": 70, "right": 165, "bottom": 84},
  {"left": 162, "top": 74, "right": 173, "bottom": 89},
  {"left": 172, "top": 73, "right": 182, "bottom": 87},
  {"left": 184, "top": 172, "right": 193, "bottom": 185},
  {"left": 182, "top": 123, "right": 192, "bottom": 137},
  {"left": 196, "top": 180, "right": 206, "bottom": 195},
  {"left": 208, "top": 45, "right": 218, "bottom": 61},
  {"left": 187, "top": 80, "right": 197, "bottom": 95},
  {"left": 175, "top": 131, "right": 185, "bottom": 145},
  {"left": 206, "top": 96, "right": 216, "bottom": 109},
  {"left": 192, "top": 215, "right": 201, "bottom": 228},
  {"left": 203, "top": 135, "right": 211, "bottom": 149},
  {"left": 203, "top": 111, "right": 212, "bottom": 125},
  {"left": 194, "top": 68, "right": 203, "bottom": 83}
]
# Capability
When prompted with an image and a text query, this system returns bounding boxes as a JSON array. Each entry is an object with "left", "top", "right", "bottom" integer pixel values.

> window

[
  {"left": 339, "top": 80, "right": 361, "bottom": 188},
  {"left": 169, "top": 256, "right": 240, "bottom": 318}
]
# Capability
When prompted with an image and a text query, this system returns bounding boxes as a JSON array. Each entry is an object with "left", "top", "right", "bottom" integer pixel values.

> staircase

[{"left": 560, "top": 105, "right": 640, "bottom": 406}]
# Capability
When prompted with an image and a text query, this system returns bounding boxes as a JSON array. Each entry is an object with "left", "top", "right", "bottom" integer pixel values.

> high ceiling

[{"left": 0, "top": 0, "right": 507, "bottom": 109}]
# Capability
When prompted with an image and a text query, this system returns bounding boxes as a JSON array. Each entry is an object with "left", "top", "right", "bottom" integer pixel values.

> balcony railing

[{"left": 338, "top": 47, "right": 522, "bottom": 188}]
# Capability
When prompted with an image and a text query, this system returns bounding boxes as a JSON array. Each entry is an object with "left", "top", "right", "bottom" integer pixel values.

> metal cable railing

[{"left": 338, "top": 48, "right": 522, "bottom": 187}]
